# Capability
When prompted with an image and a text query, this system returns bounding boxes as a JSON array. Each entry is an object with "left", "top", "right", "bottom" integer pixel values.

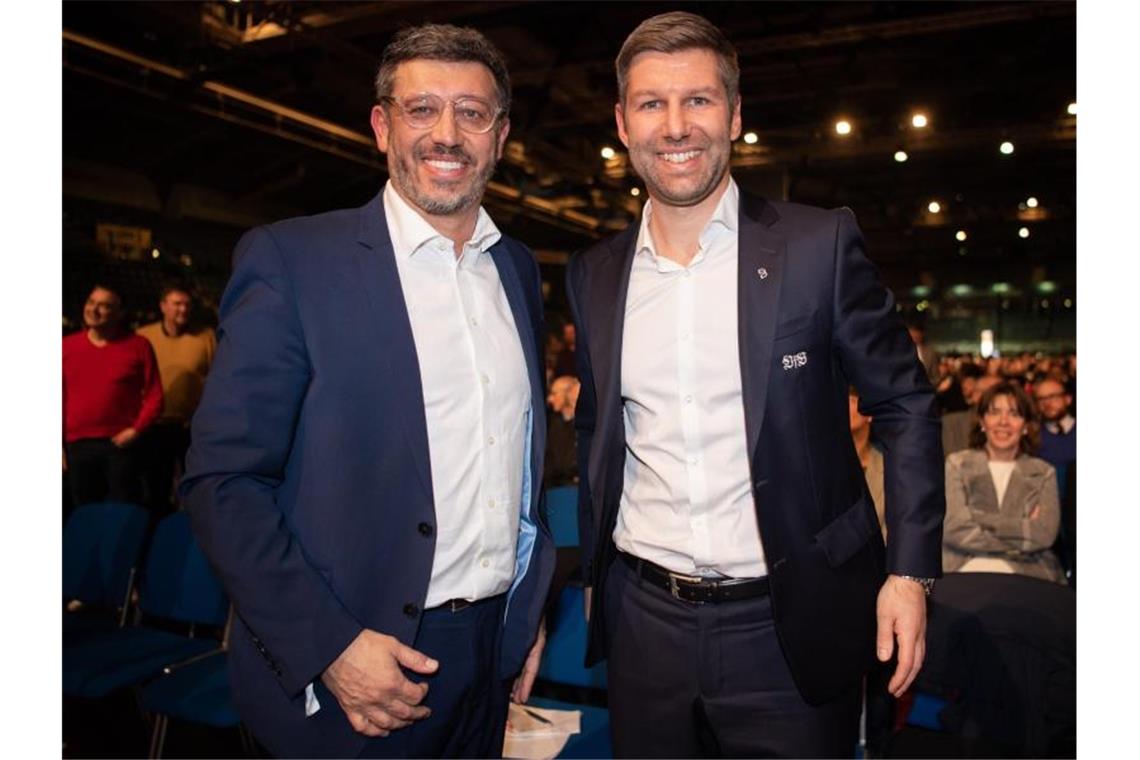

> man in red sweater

[{"left": 63, "top": 283, "right": 163, "bottom": 510}]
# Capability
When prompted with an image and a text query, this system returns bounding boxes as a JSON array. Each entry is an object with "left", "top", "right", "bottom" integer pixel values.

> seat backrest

[
  {"left": 544, "top": 486, "right": 579, "bottom": 548},
  {"left": 538, "top": 585, "right": 606, "bottom": 689},
  {"left": 140, "top": 512, "right": 229, "bottom": 627},
  {"left": 63, "top": 501, "right": 149, "bottom": 607}
]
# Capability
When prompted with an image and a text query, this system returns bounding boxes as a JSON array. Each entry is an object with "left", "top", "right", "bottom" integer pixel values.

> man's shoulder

[
  {"left": 136, "top": 321, "right": 162, "bottom": 340},
  {"left": 569, "top": 223, "right": 638, "bottom": 270},
  {"left": 257, "top": 203, "right": 368, "bottom": 246}
]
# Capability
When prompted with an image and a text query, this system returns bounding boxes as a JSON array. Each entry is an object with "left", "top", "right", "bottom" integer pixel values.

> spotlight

[
  {"left": 1000, "top": 141, "right": 1015, "bottom": 155},
  {"left": 1026, "top": 196, "right": 1039, "bottom": 208},
  {"left": 1067, "top": 102, "right": 1077, "bottom": 116},
  {"left": 151, "top": 248, "right": 160, "bottom": 259},
  {"left": 911, "top": 113, "right": 928, "bottom": 128},
  {"left": 743, "top": 132, "right": 758, "bottom": 144},
  {"left": 835, "top": 120, "right": 852, "bottom": 136},
  {"left": 894, "top": 150, "right": 908, "bottom": 163},
  {"left": 630, "top": 187, "right": 640, "bottom": 197},
  {"left": 1018, "top": 227, "right": 1030, "bottom": 239},
  {"left": 600, "top": 146, "right": 616, "bottom": 160},
  {"left": 928, "top": 201, "right": 941, "bottom": 214},
  {"left": 955, "top": 230, "right": 967, "bottom": 242}
]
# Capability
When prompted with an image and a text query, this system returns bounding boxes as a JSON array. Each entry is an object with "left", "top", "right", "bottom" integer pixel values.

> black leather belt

[
  {"left": 427, "top": 593, "right": 505, "bottom": 613},
  {"left": 619, "top": 551, "right": 770, "bottom": 604}
]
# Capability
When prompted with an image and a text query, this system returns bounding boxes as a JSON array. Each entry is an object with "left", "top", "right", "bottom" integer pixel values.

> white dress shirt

[
  {"left": 613, "top": 179, "right": 768, "bottom": 579},
  {"left": 383, "top": 181, "right": 531, "bottom": 607},
  {"left": 304, "top": 183, "right": 530, "bottom": 718}
]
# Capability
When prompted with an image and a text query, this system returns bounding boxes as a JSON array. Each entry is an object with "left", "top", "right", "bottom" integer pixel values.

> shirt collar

[
  {"left": 1046, "top": 414, "right": 1076, "bottom": 434},
  {"left": 382, "top": 180, "right": 502, "bottom": 262},
  {"left": 634, "top": 178, "right": 739, "bottom": 268}
]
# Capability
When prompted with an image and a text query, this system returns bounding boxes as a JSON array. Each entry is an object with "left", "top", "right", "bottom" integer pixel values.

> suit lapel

[
  {"left": 589, "top": 225, "right": 638, "bottom": 487},
  {"left": 352, "top": 194, "right": 434, "bottom": 500},
  {"left": 489, "top": 241, "right": 546, "bottom": 507},
  {"left": 737, "top": 192, "right": 787, "bottom": 460}
]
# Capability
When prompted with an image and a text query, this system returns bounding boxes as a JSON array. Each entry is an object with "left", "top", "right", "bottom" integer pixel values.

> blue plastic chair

[
  {"left": 530, "top": 584, "right": 612, "bottom": 757},
  {"left": 62, "top": 501, "right": 149, "bottom": 636},
  {"left": 141, "top": 649, "right": 250, "bottom": 757},
  {"left": 63, "top": 512, "right": 229, "bottom": 698},
  {"left": 544, "top": 486, "right": 580, "bottom": 548}
]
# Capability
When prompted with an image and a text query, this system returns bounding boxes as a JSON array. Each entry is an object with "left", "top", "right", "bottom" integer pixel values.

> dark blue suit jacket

[
  {"left": 181, "top": 193, "right": 554, "bottom": 757},
  {"left": 566, "top": 191, "right": 944, "bottom": 705}
]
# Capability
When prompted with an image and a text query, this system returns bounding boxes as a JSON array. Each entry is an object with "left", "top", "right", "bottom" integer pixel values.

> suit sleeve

[
  {"left": 830, "top": 209, "right": 944, "bottom": 578},
  {"left": 565, "top": 256, "right": 597, "bottom": 582},
  {"left": 180, "top": 227, "right": 363, "bottom": 698}
]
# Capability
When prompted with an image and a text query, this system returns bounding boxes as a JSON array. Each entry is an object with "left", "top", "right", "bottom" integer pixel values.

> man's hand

[
  {"left": 875, "top": 575, "right": 928, "bottom": 697},
  {"left": 511, "top": 619, "right": 546, "bottom": 704},
  {"left": 111, "top": 427, "right": 139, "bottom": 448},
  {"left": 321, "top": 629, "right": 438, "bottom": 737}
]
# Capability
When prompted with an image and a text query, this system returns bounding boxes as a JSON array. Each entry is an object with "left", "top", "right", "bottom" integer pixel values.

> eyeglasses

[
  {"left": 1034, "top": 392, "right": 1066, "bottom": 403},
  {"left": 381, "top": 94, "right": 503, "bottom": 134}
]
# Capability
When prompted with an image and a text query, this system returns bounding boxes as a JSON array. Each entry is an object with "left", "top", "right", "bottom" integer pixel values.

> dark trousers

[
  {"left": 140, "top": 422, "right": 191, "bottom": 515},
  {"left": 357, "top": 594, "right": 511, "bottom": 758},
  {"left": 604, "top": 558, "right": 861, "bottom": 758},
  {"left": 65, "top": 438, "right": 141, "bottom": 510}
]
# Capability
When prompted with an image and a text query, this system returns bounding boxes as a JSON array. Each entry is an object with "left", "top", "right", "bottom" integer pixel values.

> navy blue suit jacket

[
  {"left": 566, "top": 191, "right": 944, "bottom": 705},
  {"left": 181, "top": 193, "right": 554, "bottom": 757}
]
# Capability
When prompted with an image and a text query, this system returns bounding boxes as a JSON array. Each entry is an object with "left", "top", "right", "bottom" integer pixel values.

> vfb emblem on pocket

[{"left": 782, "top": 351, "right": 808, "bottom": 371}]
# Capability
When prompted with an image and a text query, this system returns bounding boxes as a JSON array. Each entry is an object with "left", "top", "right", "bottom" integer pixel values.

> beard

[
  {"left": 389, "top": 142, "right": 497, "bottom": 217},
  {"left": 627, "top": 137, "right": 731, "bottom": 208}
]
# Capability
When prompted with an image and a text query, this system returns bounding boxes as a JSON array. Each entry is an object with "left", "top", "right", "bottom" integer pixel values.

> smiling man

[
  {"left": 181, "top": 24, "right": 553, "bottom": 759},
  {"left": 566, "top": 12, "right": 944, "bottom": 757}
]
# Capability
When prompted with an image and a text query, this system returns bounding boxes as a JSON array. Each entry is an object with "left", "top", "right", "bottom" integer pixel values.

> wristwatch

[{"left": 898, "top": 575, "right": 936, "bottom": 596}]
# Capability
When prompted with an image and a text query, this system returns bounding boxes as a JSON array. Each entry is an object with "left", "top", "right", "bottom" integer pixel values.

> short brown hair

[
  {"left": 969, "top": 381, "right": 1040, "bottom": 455},
  {"left": 374, "top": 24, "right": 511, "bottom": 112},
  {"left": 615, "top": 11, "right": 739, "bottom": 106}
]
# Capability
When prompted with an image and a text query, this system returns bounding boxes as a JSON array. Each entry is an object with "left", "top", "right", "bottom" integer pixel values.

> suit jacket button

[
  {"left": 403, "top": 603, "right": 420, "bottom": 618},
  {"left": 418, "top": 522, "right": 434, "bottom": 537}
]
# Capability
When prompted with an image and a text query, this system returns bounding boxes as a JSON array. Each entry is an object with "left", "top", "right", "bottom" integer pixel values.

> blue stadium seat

[
  {"left": 63, "top": 501, "right": 149, "bottom": 637},
  {"left": 544, "top": 486, "right": 580, "bottom": 548}
]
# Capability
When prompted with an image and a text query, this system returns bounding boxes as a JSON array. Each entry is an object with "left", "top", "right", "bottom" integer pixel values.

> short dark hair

[
  {"left": 969, "top": 381, "right": 1040, "bottom": 455},
  {"left": 616, "top": 11, "right": 739, "bottom": 106},
  {"left": 158, "top": 280, "right": 194, "bottom": 301},
  {"left": 89, "top": 280, "right": 126, "bottom": 311},
  {"left": 375, "top": 24, "right": 511, "bottom": 112}
]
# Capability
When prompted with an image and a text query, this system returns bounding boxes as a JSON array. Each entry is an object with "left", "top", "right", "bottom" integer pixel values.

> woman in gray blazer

[{"left": 943, "top": 381, "right": 1066, "bottom": 584}]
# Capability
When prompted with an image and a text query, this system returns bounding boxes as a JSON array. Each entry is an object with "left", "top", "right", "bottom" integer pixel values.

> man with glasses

[
  {"left": 183, "top": 24, "right": 553, "bottom": 758},
  {"left": 1034, "top": 375, "right": 1076, "bottom": 581}
]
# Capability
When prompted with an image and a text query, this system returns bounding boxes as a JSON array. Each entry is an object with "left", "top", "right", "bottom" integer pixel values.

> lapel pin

[{"left": 757, "top": 267, "right": 769, "bottom": 279}]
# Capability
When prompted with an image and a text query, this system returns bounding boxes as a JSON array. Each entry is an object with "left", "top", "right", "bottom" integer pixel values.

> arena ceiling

[{"left": 62, "top": 1, "right": 1076, "bottom": 302}]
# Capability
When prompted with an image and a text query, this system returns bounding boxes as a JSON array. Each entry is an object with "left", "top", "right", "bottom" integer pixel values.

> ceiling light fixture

[
  {"left": 743, "top": 132, "right": 758, "bottom": 144},
  {"left": 911, "top": 113, "right": 928, "bottom": 128},
  {"left": 894, "top": 150, "right": 908, "bottom": 163},
  {"left": 600, "top": 146, "right": 616, "bottom": 160},
  {"left": 835, "top": 120, "right": 852, "bottom": 136}
]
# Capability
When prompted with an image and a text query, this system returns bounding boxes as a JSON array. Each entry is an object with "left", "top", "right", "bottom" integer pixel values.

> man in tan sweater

[{"left": 137, "top": 282, "right": 216, "bottom": 513}]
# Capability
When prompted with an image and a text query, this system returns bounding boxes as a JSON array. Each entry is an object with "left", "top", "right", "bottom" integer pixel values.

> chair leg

[{"left": 148, "top": 714, "right": 168, "bottom": 759}]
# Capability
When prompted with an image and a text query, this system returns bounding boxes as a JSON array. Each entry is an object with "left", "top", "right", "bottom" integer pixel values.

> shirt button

[
  {"left": 488, "top": 436, "right": 495, "bottom": 446},
  {"left": 403, "top": 603, "right": 420, "bottom": 618},
  {"left": 469, "top": 317, "right": 478, "bottom": 327},
  {"left": 488, "top": 498, "right": 496, "bottom": 509},
  {"left": 481, "top": 374, "right": 490, "bottom": 385},
  {"left": 417, "top": 522, "right": 434, "bottom": 537},
  {"left": 684, "top": 395, "right": 693, "bottom": 404},
  {"left": 481, "top": 559, "right": 490, "bottom": 569},
  {"left": 689, "top": 456, "right": 700, "bottom": 465},
  {"left": 681, "top": 332, "right": 691, "bottom": 341},
  {"left": 683, "top": 270, "right": 692, "bottom": 278}
]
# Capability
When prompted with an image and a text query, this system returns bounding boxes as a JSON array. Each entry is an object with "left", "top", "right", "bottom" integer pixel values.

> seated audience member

[
  {"left": 1034, "top": 377, "right": 1076, "bottom": 486},
  {"left": 1034, "top": 375, "right": 1076, "bottom": 582},
  {"left": 137, "top": 282, "right": 217, "bottom": 514},
  {"left": 63, "top": 283, "right": 163, "bottom": 511},
  {"left": 942, "top": 372, "right": 1000, "bottom": 457},
  {"left": 553, "top": 320, "right": 576, "bottom": 378},
  {"left": 544, "top": 375, "right": 580, "bottom": 486},
  {"left": 943, "top": 381, "right": 1066, "bottom": 584}
]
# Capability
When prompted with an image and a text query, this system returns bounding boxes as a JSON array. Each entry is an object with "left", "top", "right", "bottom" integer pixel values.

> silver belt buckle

[{"left": 668, "top": 570, "right": 703, "bottom": 601}]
